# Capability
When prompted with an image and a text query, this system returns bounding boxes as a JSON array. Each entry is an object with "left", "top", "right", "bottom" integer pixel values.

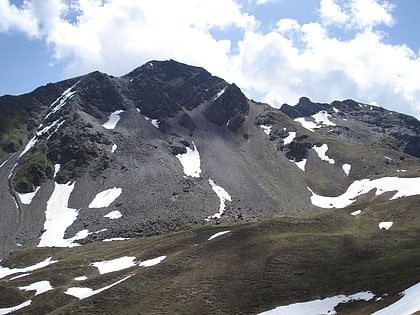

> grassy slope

[{"left": 0, "top": 196, "right": 418, "bottom": 315}]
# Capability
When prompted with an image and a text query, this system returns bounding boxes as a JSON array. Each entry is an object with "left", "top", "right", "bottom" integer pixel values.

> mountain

[{"left": 0, "top": 60, "right": 419, "bottom": 314}]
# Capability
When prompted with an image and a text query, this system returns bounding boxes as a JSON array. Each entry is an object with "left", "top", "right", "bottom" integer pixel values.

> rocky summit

[{"left": 0, "top": 60, "right": 419, "bottom": 314}]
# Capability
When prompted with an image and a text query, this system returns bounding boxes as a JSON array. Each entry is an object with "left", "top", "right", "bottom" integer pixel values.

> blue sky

[{"left": 1, "top": 0, "right": 420, "bottom": 118}]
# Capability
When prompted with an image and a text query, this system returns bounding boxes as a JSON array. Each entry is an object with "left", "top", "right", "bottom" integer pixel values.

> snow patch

[
  {"left": 379, "top": 222, "right": 393, "bottom": 230},
  {"left": 91, "top": 256, "right": 137, "bottom": 275},
  {"left": 260, "top": 125, "right": 272, "bottom": 135},
  {"left": 0, "top": 159, "right": 7, "bottom": 169},
  {"left": 351, "top": 210, "right": 361, "bottom": 216},
  {"left": 53, "top": 164, "right": 61, "bottom": 178},
  {"left": 0, "top": 300, "right": 32, "bottom": 314},
  {"left": 333, "top": 107, "right": 339, "bottom": 113},
  {"left": 342, "top": 163, "right": 351, "bottom": 176},
  {"left": 283, "top": 132, "right": 296, "bottom": 145},
  {"left": 308, "top": 176, "right": 420, "bottom": 209},
  {"left": 313, "top": 144, "right": 335, "bottom": 164},
  {"left": 0, "top": 257, "right": 57, "bottom": 279},
  {"left": 103, "top": 237, "right": 131, "bottom": 242},
  {"left": 19, "top": 136, "right": 38, "bottom": 158},
  {"left": 294, "top": 110, "right": 336, "bottom": 132},
  {"left": 258, "top": 291, "right": 374, "bottom": 315},
  {"left": 19, "top": 280, "right": 53, "bottom": 296},
  {"left": 139, "top": 256, "right": 166, "bottom": 267},
  {"left": 38, "top": 182, "right": 85, "bottom": 247},
  {"left": 135, "top": 108, "right": 141, "bottom": 113},
  {"left": 371, "top": 282, "right": 420, "bottom": 315},
  {"left": 111, "top": 144, "right": 117, "bottom": 153},
  {"left": 89, "top": 187, "right": 122, "bottom": 208},
  {"left": 207, "top": 179, "right": 232, "bottom": 219},
  {"left": 208, "top": 231, "right": 230, "bottom": 241},
  {"left": 151, "top": 119, "right": 160, "bottom": 128},
  {"left": 74, "top": 276, "right": 87, "bottom": 281},
  {"left": 102, "top": 110, "right": 124, "bottom": 130},
  {"left": 214, "top": 87, "right": 226, "bottom": 100},
  {"left": 104, "top": 210, "right": 122, "bottom": 219},
  {"left": 17, "top": 186, "right": 41, "bottom": 205},
  {"left": 10, "top": 273, "right": 31, "bottom": 280},
  {"left": 65, "top": 275, "right": 132, "bottom": 300},
  {"left": 176, "top": 142, "right": 201, "bottom": 178},
  {"left": 293, "top": 159, "right": 307, "bottom": 171}
]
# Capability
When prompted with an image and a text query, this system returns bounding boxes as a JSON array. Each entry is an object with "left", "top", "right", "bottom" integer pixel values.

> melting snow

[
  {"left": 111, "top": 144, "right": 117, "bottom": 153},
  {"left": 208, "top": 231, "right": 230, "bottom": 240},
  {"left": 351, "top": 210, "right": 362, "bottom": 216},
  {"left": 74, "top": 276, "right": 87, "bottom": 281},
  {"left": 53, "top": 164, "right": 61, "bottom": 178},
  {"left": 176, "top": 142, "right": 201, "bottom": 178},
  {"left": 19, "top": 280, "right": 53, "bottom": 296},
  {"left": 214, "top": 87, "right": 226, "bottom": 100},
  {"left": 102, "top": 110, "right": 124, "bottom": 130},
  {"left": 103, "top": 237, "right": 131, "bottom": 242},
  {"left": 38, "top": 182, "right": 84, "bottom": 247},
  {"left": 260, "top": 125, "right": 272, "bottom": 135},
  {"left": 104, "top": 210, "right": 122, "bottom": 219},
  {"left": 45, "top": 83, "right": 78, "bottom": 120},
  {"left": 0, "top": 257, "right": 57, "bottom": 279},
  {"left": 258, "top": 291, "right": 374, "bottom": 315},
  {"left": 283, "top": 132, "right": 296, "bottom": 145},
  {"left": 313, "top": 144, "right": 335, "bottom": 164},
  {"left": 91, "top": 256, "right": 137, "bottom": 274},
  {"left": 10, "top": 273, "right": 31, "bottom": 280},
  {"left": 371, "top": 282, "right": 420, "bottom": 315},
  {"left": 65, "top": 275, "right": 132, "bottom": 300},
  {"left": 19, "top": 136, "right": 38, "bottom": 158},
  {"left": 379, "top": 222, "right": 393, "bottom": 230},
  {"left": 139, "top": 256, "right": 166, "bottom": 267},
  {"left": 151, "top": 119, "right": 160, "bottom": 128},
  {"left": 88, "top": 187, "right": 122, "bottom": 208},
  {"left": 342, "top": 163, "right": 351, "bottom": 176},
  {"left": 294, "top": 110, "right": 336, "bottom": 132},
  {"left": 0, "top": 300, "right": 32, "bottom": 315},
  {"left": 293, "top": 159, "right": 307, "bottom": 171},
  {"left": 17, "top": 186, "right": 41, "bottom": 205},
  {"left": 308, "top": 176, "right": 420, "bottom": 209},
  {"left": 208, "top": 179, "right": 232, "bottom": 219}
]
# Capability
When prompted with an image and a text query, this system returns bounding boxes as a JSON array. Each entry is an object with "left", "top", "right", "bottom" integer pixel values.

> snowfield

[
  {"left": 371, "top": 282, "right": 420, "bottom": 315},
  {"left": 294, "top": 110, "right": 336, "bottom": 132},
  {"left": 104, "top": 210, "right": 122, "bottom": 219},
  {"left": 260, "top": 125, "right": 272, "bottom": 135},
  {"left": 0, "top": 257, "right": 57, "bottom": 279},
  {"left": 258, "top": 291, "right": 374, "bottom": 315},
  {"left": 207, "top": 179, "right": 232, "bottom": 219},
  {"left": 17, "top": 186, "right": 41, "bottom": 205},
  {"left": 208, "top": 231, "right": 231, "bottom": 240},
  {"left": 342, "top": 163, "right": 351, "bottom": 175},
  {"left": 379, "top": 222, "right": 393, "bottom": 230},
  {"left": 102, "top": 110, "right": 124, "bottom": 130},
  {"left": 38, "top": 182, "right": 85, "bottom": 247},
  {"left": 89, "top": 187, "right": 122, "bottom": 208},
  {"left": 176, "top": 142, "right": 201, "bottom": 178},
  {"left": 293, "top": 159, "right": 307, "bottom": 171},
  {"left": 308, "top": 176, "right": 420, "bottom": 208},
  {"left": 91, "top": 256, "right": 137, "bottom": 274},
  {"left": 313, "top": 144, "right": 335, "bottom": 164},
  {"left": 0, "top": 300, "right": 32, "bottom": 315},
  {"left": 19, "top": 280, "right": 53, "bottom": 296},
  {"left": 283, "top": 131, "right": 296, "bottom": 145},
  {"left": 65, "top": 275, "right": 132, "bottom": 300}
]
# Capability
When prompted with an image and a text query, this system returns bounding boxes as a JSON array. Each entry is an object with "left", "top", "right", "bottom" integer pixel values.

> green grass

[{"left": 0, "top": 201, "right": 418, "bottom": 314}]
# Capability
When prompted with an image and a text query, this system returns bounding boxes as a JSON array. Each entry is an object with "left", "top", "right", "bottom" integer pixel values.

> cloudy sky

[{"left": 1, "top": 0, "right": 420, "bottom": 118}]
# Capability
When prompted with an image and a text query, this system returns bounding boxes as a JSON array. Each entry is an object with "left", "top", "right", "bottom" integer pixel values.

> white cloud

[
  {"left": 319, "top": 0, "right": 349, "bottom": 25},
  {"left": 0, "top": 0, "right": 419, "bottom": 118}
]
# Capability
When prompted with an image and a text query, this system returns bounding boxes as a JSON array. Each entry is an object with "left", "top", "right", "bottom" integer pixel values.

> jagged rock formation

[{"left": 0, "top": 60, "right": 419, "bottom": 259}]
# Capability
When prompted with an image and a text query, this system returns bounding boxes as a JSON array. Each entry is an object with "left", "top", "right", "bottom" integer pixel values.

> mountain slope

[{"left": 0, "top": 59, "right": 419, "bottom": 314}]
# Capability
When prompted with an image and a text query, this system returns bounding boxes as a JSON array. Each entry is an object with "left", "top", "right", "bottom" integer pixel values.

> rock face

[{"left": 0, "top": 60, "right": 419, "bottom": 258}]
